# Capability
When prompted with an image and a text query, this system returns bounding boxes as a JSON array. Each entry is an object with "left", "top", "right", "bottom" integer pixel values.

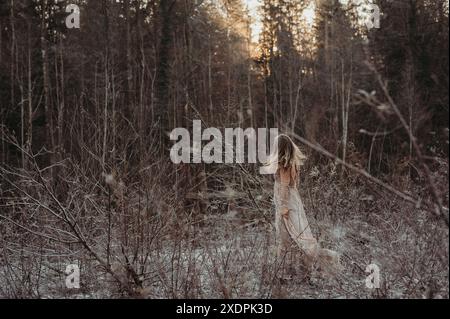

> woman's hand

[{"left": 281, "top": 208, "right": 290, "bottom": 218}]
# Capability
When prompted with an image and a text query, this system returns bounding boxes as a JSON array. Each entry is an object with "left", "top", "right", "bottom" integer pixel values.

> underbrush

[{"left": 0, "top": 157, "right": 448, "bottom": 298}]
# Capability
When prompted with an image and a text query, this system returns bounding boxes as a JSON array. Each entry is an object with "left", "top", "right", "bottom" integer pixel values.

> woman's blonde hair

[{"left": 266, "top": 134, "right": 307, "bottom": 172}]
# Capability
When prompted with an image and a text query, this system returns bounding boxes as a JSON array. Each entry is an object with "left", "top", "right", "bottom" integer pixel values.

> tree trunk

[
  {"left": 40, "top": 0, "right": 54, "bottom": 168},
  {"left": 155, "top": 0, "right": 175, "bottom": 147}
]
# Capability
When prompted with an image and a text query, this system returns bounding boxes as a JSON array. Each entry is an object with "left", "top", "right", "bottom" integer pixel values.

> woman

[{"left": 267, "top": 134, "right": 340, "bottom": 274}]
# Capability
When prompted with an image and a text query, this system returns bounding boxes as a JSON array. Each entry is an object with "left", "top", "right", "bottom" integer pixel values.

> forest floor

[
  {"left": 30, "top": 165, "right": 448, "bottom": 299},
  {"left": 1, "top": 162, "right": 448, "bottom": 299},
  {"left": 45, "top": 207, "right": 447, "bottom": 299}
]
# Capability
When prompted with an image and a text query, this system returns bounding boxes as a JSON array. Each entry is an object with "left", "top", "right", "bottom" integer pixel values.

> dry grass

[{"left": 1, "top": 152, "right": 447, "bottom": 299}]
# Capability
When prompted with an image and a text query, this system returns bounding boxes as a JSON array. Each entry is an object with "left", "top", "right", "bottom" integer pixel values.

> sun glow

[{"left": 245, "top": 0, "right": 316, "bottom": 43}]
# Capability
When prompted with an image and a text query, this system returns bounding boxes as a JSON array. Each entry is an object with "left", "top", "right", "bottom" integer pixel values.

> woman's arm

[{"left": 278, "top": 167, "right": 291, "bottom": 218}]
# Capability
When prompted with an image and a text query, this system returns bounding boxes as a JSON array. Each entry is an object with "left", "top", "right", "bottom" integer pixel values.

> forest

[{"left": 0, "top": 0, "right": 448, "bottom": 298}]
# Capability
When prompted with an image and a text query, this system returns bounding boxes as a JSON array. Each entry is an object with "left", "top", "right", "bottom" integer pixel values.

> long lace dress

[{"left": 274, "top": 166, "right": 340, "bottom": 273}]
